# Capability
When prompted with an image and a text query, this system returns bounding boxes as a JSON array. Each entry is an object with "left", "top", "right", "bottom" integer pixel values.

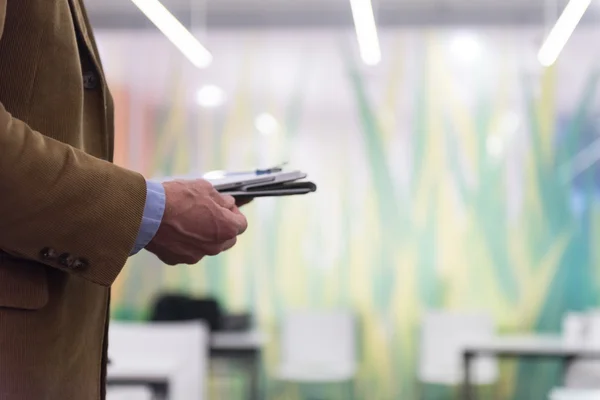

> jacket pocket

[{"left": 0, "top": 252, "right": 49, "bottom": 310}]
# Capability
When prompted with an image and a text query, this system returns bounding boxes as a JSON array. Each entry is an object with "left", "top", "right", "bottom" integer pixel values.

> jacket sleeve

[{"left": 0, "top": 2, "right": 147, "bottom": 287}]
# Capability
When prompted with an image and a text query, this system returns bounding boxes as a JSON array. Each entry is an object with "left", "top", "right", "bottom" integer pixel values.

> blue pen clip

[
  {"left": 255, "top": 162, "right": 288, "bottom": 175},
  {"left": 204, "top": 162, "right": 288, "bottom": 179}
]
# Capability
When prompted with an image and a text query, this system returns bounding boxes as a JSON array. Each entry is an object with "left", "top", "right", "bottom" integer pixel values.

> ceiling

[{"left": 84, "top": 0, "right": 597, "bottom": 29}]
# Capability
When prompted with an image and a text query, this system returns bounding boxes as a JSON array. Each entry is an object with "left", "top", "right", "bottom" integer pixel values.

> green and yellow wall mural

[{"left": 98, "top": 29, "right": 600, "bottom": 399}]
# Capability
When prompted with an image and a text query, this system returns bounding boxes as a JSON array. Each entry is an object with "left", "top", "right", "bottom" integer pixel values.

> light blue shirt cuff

[{"left": 130, "top": 180, "right": 166, "bottom": 255}]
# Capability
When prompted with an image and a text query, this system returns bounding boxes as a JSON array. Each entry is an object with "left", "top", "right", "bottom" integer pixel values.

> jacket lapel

[{"left": 68, "top": 0, "right": 105, "bottom": 78}]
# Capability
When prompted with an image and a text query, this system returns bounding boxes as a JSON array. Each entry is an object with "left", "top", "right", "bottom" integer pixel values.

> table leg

[
  {"left": 462, "top": 351, "right": 474, "bottom": 400},
  {"left": 248, "top": 350, "right": 261, "bottom": 400},
  {"left": 563, "top": 355, "right": 576, "bottom": 386}
]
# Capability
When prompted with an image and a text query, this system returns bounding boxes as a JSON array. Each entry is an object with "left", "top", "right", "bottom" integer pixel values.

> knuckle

[
  {"left": 224, "top": 237, "right": 238, "bottom": 250},
  {"left": 237, "top": 218, "right": 248, "bottom": 235},
  {"left": 215, "top": 212, "right": 241, "bottom": 239},
  {"left": 222, "top": 194, "right": 235, "bottom": 204},
  {"left": 220, "top": 224, "right": 239, "bottom": 241},
  {"left": 200, "top": 179, "right": 215, "bottom": 190},
  {"left": 190, "top": 179, "right": 211, "bottom": 193},
  {"left": 183, "top": 256, "right": 199, "bottom": 265},
  {"left": 203, "top": 245, "right": 222, "bottom": 256}
]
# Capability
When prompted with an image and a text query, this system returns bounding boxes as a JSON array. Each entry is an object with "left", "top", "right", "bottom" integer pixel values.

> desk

[
  {"left": 107, "top": 359, "right": 173, "bottom": 400},
  {"left": 211, "top": 331, "right": 267, "bottom": 400},
  {"left": 462, "top": 335, "right": 600, "bottom": 400},
  {"left": 107, "top": 331, "right": 267, "bottom": 400}
]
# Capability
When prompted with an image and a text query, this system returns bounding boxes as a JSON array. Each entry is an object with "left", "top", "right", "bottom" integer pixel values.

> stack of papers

[{"left": 207, "top": 170, "right": 317, "bottom": 198}]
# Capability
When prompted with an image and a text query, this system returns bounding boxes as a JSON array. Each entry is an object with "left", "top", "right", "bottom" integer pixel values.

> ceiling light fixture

[
  {"left": 349, "top": 0, "right": 382, "bottom": 66},
  {"left": 255, "top": 113, "right": 279, "bottom": 136},
  {"left": 449, "top": 33, "right": 482, "bottom": 64},
  {"left": 538, "top": 0, "right": 591, "bottom": 67},
  {"left": 196, "top": 85, "right": 225, "bottom": 108},
  {"left": 131, "top": 0, "right": 213, "bottom": 68}
]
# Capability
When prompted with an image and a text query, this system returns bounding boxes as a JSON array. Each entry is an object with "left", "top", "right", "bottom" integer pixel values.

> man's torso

[{"left": 0, "top": 1, "right": 114, "bottom": 399}]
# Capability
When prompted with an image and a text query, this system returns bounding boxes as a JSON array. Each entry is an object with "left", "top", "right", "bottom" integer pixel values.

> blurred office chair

[
  {"left": 562, "top": 312, "right": 588, "bottom": 346},
  {"left": 418, "top": 310, "right": 498, "bottom": 394},
  {"left": 106, "top": 386, "right": 153, "bottom": 400},
  {"left": 150, "top": 293, "right": 222, "bottom": 332},
  {"left": 151, "top": 293, "right": 253, "bottom": 333},
  {"left": 273, "top": 310, "right": 357, "bottom": 399},
  {"left": 548, "top": 388, "right": 600, "bottom": 400},
  {"left": 564, "top": 311, "right": 600, "bottom": 389},
  {"left": 108, "top": 321, "right": 208, "bottom": 400}
]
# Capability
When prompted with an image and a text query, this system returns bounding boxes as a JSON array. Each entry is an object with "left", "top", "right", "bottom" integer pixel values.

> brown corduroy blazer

[{"left": 0, "top": 1, "right": 147, "bottom": 399}]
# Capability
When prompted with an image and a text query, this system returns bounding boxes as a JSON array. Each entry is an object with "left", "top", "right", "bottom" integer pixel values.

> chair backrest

[
  {"left": 564, "top": 311, "right": 600, "bottom": 388},
  {"left": 280, "top": 310, "right": 356, "bottom": 370},
  {"left": 548, "top": 388, "right": 600, "bottom": 400},
  {"left": 418, "top": 310, "right": 498, "bottom": 385},
  {"left": 584, "top": 311, "right": 600, "bottom": 348},
  {"left": 108, "top": 321, "right": 208, "bottom": 400},
  {"left": 150, "top": 293, "right": 222, "bottom": 332},
  {"left": 562, "top": 312, "right": 588, "bottom": 345}
]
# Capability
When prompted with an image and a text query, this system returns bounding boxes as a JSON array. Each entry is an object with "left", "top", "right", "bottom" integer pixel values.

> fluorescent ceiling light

[
  {"left": 131, "top": 0, "right": 213, "bottom": 68},
  {"left": 255, "top": 113, "right": 279, "bottom": 136},
  {"left": 349, "top": 0, "right": 381, "bottom": 65},
  {"left": 196, "top": 85, "right": 225, "bottom": 108},
  {"left": 538, "top": 0, "right": 591, "bottom": 67},
  {"left": 449, "top": 33, "right": 482, "bottom": 64}
]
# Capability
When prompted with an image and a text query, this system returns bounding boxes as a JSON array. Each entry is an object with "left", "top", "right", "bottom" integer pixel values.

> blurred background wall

[{"left": 88, "top": 1, "right": 600, "bottom": 397}]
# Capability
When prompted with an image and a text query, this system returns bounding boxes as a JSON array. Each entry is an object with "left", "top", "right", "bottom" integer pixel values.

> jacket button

[
  {"left": 72, "top": 258, "right": 90, "bottom": 271},
  {"left": 58, "top": 253, "right": 75, "bottom": 268},
  {"left": 40, "top": 247, "right": 58, "bottom": 261},
  {"left": 83, "top": 71, "right": 97, "bottom": 90}
]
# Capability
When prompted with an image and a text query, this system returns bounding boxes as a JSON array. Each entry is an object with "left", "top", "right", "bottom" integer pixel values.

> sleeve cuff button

[
  {"left": 40, "top": 247, "right": 58, "bottom": 261},
  {"left": 58, "top": 253, "right": 75, "bottom": 268}
]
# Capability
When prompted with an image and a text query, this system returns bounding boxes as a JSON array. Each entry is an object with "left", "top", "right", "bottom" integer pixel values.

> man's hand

[{"left": 145, "top": 179, "right": 248, "bottom": 265}]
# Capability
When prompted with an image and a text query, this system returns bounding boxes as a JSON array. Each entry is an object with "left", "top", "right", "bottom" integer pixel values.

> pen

[
  {"left": 203, "top": 163, "right": 288, "bottom": 179},
  {"left": 255, "top": 166, "right": 284, "bottom": 175}
]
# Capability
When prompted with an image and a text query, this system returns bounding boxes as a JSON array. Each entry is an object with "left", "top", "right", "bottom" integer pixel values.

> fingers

[
  {"left": 154, "top": 251, "right": 205, "bottom": 266},
  {"left": 201, "top": 243, "right": 225, "bottom": 256},
  {"left": 228, "top": 208, "right": 248, "bottom": 234},
  {"left": 202, "top": 207, "right": 246, "bottom": 254},
  {"left": 216, "top": 194, "right": 236, "bottom": 210},
  {"left": 203, "top": 180, "right": 247, "bottom": 234},
  {"left": 213, "top": 205, "right": 248, "bottom": 241},
  {"left": 148, "top": 178, "right": 249, "bottom": 265},
  {"left": 220, "top": 237, "right": 237, "bottom": 252},
  {"left": 200, "top": 236, "right": 237, "bottom": 256},
  {"left": 207, "top": 185, "right": 235, "bottom": 208}
]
